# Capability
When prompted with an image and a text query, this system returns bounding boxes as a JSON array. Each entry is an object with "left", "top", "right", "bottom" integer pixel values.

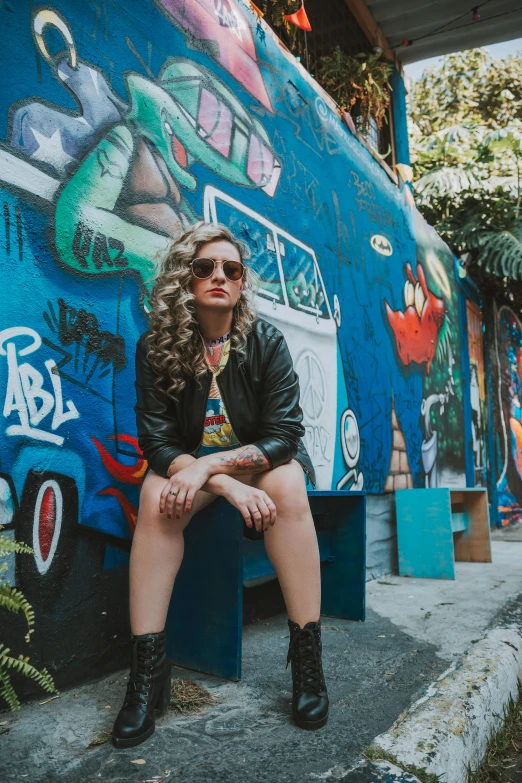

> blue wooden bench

[
  {"left": 165, "top": 490, "right": 366, "bottom": 680},
  {"left": 395, "top": 488, "right": 492, "bottom": 580}
]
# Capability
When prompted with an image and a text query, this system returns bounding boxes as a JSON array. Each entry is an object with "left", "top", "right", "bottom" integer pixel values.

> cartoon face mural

[
  {"left": 0, "top": 0, "right": 470, "bottom": 683},
  {"left": 385, "top": 263, "right": 445, "bottom": 373},
  {"left": 383, "top": 213, "right": 465, "bottom": 491}
]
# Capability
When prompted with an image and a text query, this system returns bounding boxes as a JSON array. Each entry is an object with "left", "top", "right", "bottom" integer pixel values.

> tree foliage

[{"left": 408, "top": 49, "right": 522, "bottom": 293}]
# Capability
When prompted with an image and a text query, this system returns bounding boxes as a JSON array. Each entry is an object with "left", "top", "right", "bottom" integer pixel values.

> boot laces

[
  {"left": 287, "top": 627, "right": 324, "bottom": 696},
  {"left": 125, "top": 638, "right": 156, "bottom": 707}
]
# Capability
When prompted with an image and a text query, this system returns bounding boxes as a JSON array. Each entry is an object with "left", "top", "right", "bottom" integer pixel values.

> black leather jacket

[{"left": 134, "top": 318, "right": 316, "bottom": 487}]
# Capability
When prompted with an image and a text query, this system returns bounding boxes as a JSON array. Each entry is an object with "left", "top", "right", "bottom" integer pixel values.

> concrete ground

[
  {"left": 2, "top": 540, "right": 522, "bottom": 783},
  {"left": 491, "top": 519, "right": 522, "bottom": 542}
]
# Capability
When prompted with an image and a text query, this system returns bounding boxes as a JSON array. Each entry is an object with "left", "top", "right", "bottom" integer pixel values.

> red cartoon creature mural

[{"left": 384, "top": 263, "right": 445, "bottom": 373}]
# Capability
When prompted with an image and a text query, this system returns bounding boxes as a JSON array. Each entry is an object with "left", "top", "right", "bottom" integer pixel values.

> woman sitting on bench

[{"left": 112, "top": 222, "right": 328, "bottom": 748}]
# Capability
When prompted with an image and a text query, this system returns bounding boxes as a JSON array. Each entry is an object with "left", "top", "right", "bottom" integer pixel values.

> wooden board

[{"left": 452, "top": 490, "right": 492, "bottom": 563}]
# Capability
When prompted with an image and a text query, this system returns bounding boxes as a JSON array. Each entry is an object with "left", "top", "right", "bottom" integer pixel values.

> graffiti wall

[
  {"left": 466, "top": 299, "right": 488, "bottom": 488},
  {"left": 494, "top": 305, "right": 522, "bottom": 525},
  {"left": 0, "top": 0, "right": 470, "bottom": 684}
]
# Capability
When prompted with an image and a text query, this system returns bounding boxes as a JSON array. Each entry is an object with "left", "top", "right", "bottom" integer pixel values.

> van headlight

[{"left": 340, "top": 409, "right": 360, "bottom": 468}]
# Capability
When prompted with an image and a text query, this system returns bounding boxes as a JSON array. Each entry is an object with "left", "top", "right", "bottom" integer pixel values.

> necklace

[{"left": 203, "top": 330, "right": 231, "bottom": 358}]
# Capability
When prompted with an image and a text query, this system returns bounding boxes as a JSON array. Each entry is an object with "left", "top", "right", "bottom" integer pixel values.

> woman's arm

[
  {"left": 197, "top": 444, "right": 270, "bottom": 477},
  {"left": 165, "top": 453, "right": 258, "bottom": 490},
  {"left": 162, "top": 452, "right": 276, "bottom": 530}
]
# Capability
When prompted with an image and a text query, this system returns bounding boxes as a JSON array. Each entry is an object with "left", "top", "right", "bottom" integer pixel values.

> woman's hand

[
  {"left": 160, "top": 460, "right": 212, "bottom": 519},
  {"left": 223, "top": 482, "right": 277, "bottom": 532}
]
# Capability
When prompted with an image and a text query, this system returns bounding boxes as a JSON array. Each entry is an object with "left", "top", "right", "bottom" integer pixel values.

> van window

[
  {"left": 213, "top": 202, "right": 284, "bottom": 304},
  {"left": 281, "top": 242, "right": 329, "bottom": 319}
]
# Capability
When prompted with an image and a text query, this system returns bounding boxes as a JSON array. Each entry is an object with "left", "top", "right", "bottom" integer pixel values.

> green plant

[
  {"left": 468, "top": 679, "right": 522, "bottom": 783},
  {"left": 408, "top": 48, "right": 522, "bottom": 291},
  {"left": 316, "top": 48, "right": 392, "bottom": 133},
  {"left": 260, "top": 1, "right": 304, "bottom": 57},
  {"left": 0, "top": 529, "right": 58, "bottom": 710}
]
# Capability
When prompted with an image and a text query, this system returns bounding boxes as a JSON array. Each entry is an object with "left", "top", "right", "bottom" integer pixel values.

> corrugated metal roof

[{"left": 365, "top": 0, "right": 522, "bottom": 64}]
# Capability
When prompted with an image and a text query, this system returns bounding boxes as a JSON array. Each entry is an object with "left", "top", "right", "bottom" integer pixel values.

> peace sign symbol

[{"left": 296, "top": 351, "right": 327, "bottom": 425}]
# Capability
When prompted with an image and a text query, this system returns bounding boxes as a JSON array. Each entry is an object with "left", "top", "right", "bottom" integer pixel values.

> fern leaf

[
  {"left": 0, "top": 535, "right": 33, "bottom": 556},
  {"left": 0, "top": 584, "right": 35, "bottom": 637},
  {"left": 0, "top": 667, "right": 20, "bottom": 711},
  {"left": 0, "top": 649, "right": 58, "bottom": 694}
]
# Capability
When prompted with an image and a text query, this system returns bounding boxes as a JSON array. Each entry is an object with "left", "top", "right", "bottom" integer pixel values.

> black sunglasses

[{"left": 191, "top": 257, "right": 245, "bottom": 281}]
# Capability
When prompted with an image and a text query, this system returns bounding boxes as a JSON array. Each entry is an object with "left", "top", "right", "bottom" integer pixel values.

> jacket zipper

[{"left": 294, "top": 456, "right": 316, "bottom": 489}]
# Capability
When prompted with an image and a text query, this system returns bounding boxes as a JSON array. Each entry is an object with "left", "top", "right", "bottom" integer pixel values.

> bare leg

[
  {"left": 129, "top": 470, "right": 216, "bottom": 635},
  {"left": 252, "top": 461, "right": 321, "bottom": 627}
]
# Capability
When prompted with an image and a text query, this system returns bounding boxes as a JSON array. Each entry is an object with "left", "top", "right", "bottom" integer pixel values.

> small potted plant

[{"left": 316, "top": 47, "right": 393, "bottom": 135}]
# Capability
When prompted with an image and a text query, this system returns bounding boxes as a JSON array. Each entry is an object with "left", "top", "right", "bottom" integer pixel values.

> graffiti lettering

[
  {"left": 72, "top": 223, "right": 128, "bottom": 270},
  {"left": 213, "top": 0, "right": 243, "bottom": 39},
  {"left": 0, "top": 327, "right": 79, "bottom": 446},
  {"left": 305, "top": 425, "right": 331, "bottom": 467},
  {"left": 274, "top": 132, "right": 322, "bottom": 218},
  {"left": 314, "top": 98, "right": 345, "bottom": 145},
  {"left": 3, "top": 201, "right": 23, "bottom": 261},
  {"left": 355, "top": 198, "right": 396, "bottom": 230},
  {"left": 44, "top": 299, "right": 126, "bottom": 376},
  {"left": 350, "top": 171, "right": 376, "bottom": 200}
]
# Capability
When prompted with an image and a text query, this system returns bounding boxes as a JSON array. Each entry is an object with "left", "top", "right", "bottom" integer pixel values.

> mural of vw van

[{"left": 204, "top": 186, "right": 363, "bottom": 491}]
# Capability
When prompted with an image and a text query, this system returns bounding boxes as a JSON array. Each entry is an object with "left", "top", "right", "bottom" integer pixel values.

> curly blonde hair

[{"left": 146, "top": 221, "right": 258, "bottom": 398}]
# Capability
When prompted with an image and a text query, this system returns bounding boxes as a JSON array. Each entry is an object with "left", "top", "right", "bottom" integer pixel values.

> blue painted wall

[{"left": 0, "top": 0, "right": 470, "bottom": 684}]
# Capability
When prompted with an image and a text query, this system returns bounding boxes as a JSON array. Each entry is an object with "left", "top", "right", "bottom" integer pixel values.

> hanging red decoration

[{"left": 284, "top": 3, "right": 312, "bottom": 32}]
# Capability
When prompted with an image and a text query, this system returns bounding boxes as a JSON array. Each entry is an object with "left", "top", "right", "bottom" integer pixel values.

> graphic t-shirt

[{"left": 194, "top": 332, "right": 240, "bottom": 458}]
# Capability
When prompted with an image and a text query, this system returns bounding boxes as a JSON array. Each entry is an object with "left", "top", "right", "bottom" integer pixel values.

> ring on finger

[{"left": 169, "top": 490, "right": 178, "bottom": 496}]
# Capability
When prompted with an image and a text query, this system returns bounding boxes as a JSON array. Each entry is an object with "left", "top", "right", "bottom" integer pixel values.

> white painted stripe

[{"left": 0, "top": 147, "right": 60, "bottom": 202}]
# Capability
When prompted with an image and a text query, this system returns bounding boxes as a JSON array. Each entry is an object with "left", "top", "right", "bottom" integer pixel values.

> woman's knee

[
  {"left": 137, "top": 472, "right": 217, "bottom": 532},
  {"left": 137, "top": 472, "right": 188, "bottom": 531},
  {"left": 256, "top": 460, "right": 309, "bottom": 515}
]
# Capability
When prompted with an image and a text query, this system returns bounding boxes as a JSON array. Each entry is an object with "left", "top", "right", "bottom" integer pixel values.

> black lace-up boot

[
  {"left": 287, "top": 619, "right": 329, "bottom": 730},
  {"left": 112, "top": 631, "right": 171, "bottom": 748}
]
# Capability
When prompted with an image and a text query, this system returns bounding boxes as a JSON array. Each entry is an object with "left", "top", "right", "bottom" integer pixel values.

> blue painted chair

[
  {"left": 395, "top": 488, "right": 492, "bottom": 580},
  {"left": 165, "top": 490, "right": 366, "bottom": 680}
]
